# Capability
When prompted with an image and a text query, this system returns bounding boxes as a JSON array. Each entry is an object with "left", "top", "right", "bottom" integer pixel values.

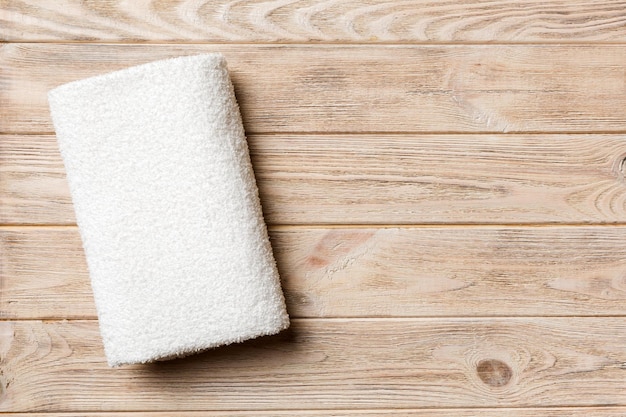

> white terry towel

[{"left": 48, "top": 54, "right": 290, "bottom": 367}]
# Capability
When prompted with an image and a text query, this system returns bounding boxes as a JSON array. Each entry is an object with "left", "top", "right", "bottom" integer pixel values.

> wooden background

[{"left": 1, "top": 0, "right": 626, "bottom": 415}]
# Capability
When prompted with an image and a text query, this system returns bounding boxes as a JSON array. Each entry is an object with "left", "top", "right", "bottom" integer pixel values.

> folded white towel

[{"left": 48, "top": 54, "right": 289, "bottom": 367}]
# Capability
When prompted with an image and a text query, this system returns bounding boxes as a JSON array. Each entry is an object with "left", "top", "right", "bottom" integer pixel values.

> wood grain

[
  {"left": 3, "top": 44, "right": 626, "bottom": 134},
  {"left": 2, "top": 0, "right": 626, "bottom": 42},
  {"left": 3, "top": 134, "right": 626, "bottom": 225},
  {"left": 3, "top": 410, "right": 626, "bottom": 417},
  {"left": 0, "top": 319, "right": 624, "bottom": 411},
  {"left": 2, "top": 227, "right": 626, "bottom": 319},
  {"left": 0, "top": 135, "right": 74, "bottom": 224},
  {"left": 2, "top": 1, "right": 625, "bottom": 416}
]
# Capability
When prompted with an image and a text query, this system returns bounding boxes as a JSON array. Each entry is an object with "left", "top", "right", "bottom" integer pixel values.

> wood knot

[
  {"left": 614, "top": 155, "right": 626, "bottom": 181},
  {"left": 476, "top": 359, "right": 512, "bottom": 387}
]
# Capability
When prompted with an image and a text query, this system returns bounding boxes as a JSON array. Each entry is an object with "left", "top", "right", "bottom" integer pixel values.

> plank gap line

[
  {"left": 8, "top": 130, "right": 626, "bottom": 136},
  {"left": 5, "top": 223, "right": 626, "bottom": 230},
  {"left": 6, "top": 40, "right": 626, "bottom": 46},
  {"left": 2, "top": 317, "right": 625, "bottom": 322}
]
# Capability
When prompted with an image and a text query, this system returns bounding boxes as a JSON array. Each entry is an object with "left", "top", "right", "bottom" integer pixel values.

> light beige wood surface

[
  {"left": 1, "top": 319, "right": 624, "bottom": 411},
  {"left": 3, "top": 134, "right": 626, "bottom": 225},
  {"left": 3, "top": 44, "right": 626, "bottom": 134},
  {"left": 2, "top": 0, "right": 626, "bottom": 42},
  {"left": 3, "top": 412, "right": 626, "bottom": 417},
  {"left": 1, "top": 0, "right": 625, "bottom": 415},
  {"left": 2, "top": 227, "right": 626, "bottom": 319}
]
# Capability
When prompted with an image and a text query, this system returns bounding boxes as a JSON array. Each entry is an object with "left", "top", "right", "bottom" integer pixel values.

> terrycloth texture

[{"left": 48, "top": 54, "right": 290, "bottom": 367}]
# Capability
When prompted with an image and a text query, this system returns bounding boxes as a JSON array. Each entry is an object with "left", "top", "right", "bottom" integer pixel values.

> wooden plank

[
  {"left": 8, "top": 407, "right": 625, "bottom": 416},
  {"left": 0, "top": 135, "right": 74, "bottom": 224},
  {"left": 3, "top": 134, "right": 626, "bottom": 225},
  {"left": 0, "top": 319, "right": 624, "bottom": 411},
  {"left": 3, "top": 44, "right": 626, "bottom": 134},
  {"left": 0, "top": 228, "right": 89, "bottom": 319},
  {"left": 2, "top": 0, "right": 626, "bottom": 42},
  {"left": 2, "top": 227, "right": 626, "bottom": 319}
]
